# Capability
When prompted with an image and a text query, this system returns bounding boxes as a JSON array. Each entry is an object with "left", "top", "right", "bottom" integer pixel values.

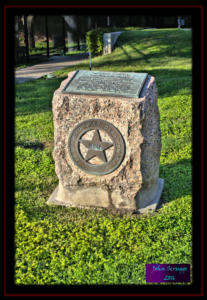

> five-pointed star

[{"left": 79, "top": 129, "right": 113, "bottom": 163}]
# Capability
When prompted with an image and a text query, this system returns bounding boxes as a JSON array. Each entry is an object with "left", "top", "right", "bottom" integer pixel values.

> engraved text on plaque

[{"left": 62, "top": 70, "right": 148, "bottom": 98}]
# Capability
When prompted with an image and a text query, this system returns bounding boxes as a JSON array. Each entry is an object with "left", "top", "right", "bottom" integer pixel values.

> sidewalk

[{"left": 15, "top": 53, "right": 89, "bottom": 84}]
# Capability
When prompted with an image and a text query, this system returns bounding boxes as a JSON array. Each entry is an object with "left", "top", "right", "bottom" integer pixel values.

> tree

[
  {"left": 14, "top": 16, "right": 19, "bottom": 49},
  {"left": 23, "top": 15, "right": 29, "bottom": 62},
  {"left": 27, "top": 16, "right": 35, "bottom": 48},
  {"left": 45, "top": 16, "right": 49, "bottom": 57},
  {"left": 63, "top": 16, "right": 92, "bottom": 50}
]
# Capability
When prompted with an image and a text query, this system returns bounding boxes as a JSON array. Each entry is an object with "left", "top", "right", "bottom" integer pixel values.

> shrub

[{"left": 86, "top": 27, "right": 121, "bottom": 56}]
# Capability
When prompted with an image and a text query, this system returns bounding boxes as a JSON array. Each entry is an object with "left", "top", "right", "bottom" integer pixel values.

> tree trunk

[
  {"left": 23, "top": 15, "right": 29, "bottom": 62},
  {"left": 45, "top": 16, "right": 49, "bottom": 58},
  {"left": 77, "top": 38, "right": 80, "bottom": 50},
  {"left": 15, "top": 16, "right": 19, "bottom": 59},
  {"left": 62, "top": 17, "right": 66, "bottom": 55},
  {"left": 28, "top": 16, "right": 35, "bottom": 48},
  {"left": 15, "top": 16, "right": 19, "bottom": 47}
]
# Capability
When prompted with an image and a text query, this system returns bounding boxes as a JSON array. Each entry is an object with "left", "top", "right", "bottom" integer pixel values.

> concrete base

[
  {"left": 137, "top": 178, "right": 164, "bottom": 214},
  {"left": 47, "top": 178, "right": 164, "bottom": 214},
  {"left": 47, "top": 182, "right": 110, "bottom": 209}
]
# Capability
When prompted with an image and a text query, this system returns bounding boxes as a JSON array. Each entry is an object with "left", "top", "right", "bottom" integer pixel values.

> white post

[
  {"left": 177, "top": 16, "right": 181, "bottom": 29},
  {"left": 107, "top": 16, "right": 110, "bottom": 27}
]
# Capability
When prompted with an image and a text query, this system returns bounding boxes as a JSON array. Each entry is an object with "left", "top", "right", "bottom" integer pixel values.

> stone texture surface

[
  {"left": 47, "top": 71, "right": 163, "bottom": 212},
  {"left": 137, "top": 178, "right": 164, "bottom": 213}
]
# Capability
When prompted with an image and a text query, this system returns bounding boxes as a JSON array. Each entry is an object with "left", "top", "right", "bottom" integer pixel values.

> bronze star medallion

[{"left": 68, "top": 119, "right": 125, "bottom": 175}]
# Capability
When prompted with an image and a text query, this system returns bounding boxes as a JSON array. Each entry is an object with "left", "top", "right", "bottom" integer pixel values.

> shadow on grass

[
  {"left": 15, "top": 77, "right": 63, "bottom": 115},
  {"left": 92, "top": 64, "right": 191, "bottom": 97},
  {"left": 116, "top": 29, "right": 191, "bottom": 58},
  {"left": 16, "top": 141, "right": 45, "bottom": 151},
  {"left": 118, "top": 45, "right": 133, "bottom": 60},
  {"left": 127, "top": 41, "right": 191, "bottom": 60},
  {"left": 129, "top": 44, "right": 150, "bottom": 63},
  {"left": 159, "top": 158, "right": 192, "bottom": 207},
  {"left": 119, "top": 43, "right": 150, "bottom": 63}
]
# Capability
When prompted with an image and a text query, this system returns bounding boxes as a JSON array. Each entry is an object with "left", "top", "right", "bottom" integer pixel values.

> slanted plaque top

[{"left": 62, "top": 70, "right": 148, "bottom": 98}]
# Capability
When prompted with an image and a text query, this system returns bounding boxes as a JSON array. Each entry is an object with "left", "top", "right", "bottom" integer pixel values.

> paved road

[{"left": 15, "top": 53, "right": 89, "bottom": 84}]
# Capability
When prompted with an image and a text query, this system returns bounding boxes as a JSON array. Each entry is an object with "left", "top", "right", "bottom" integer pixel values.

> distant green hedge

[{"left": 86, "top": 27, "right": 122, "bottom": 56}]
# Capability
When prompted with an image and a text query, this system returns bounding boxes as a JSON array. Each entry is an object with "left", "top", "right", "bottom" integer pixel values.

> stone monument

[
  {"left": 103, "top": 32, "right": 122, "bottom": 55},
  {"left": 47, "top": 70, "right": 164, "bottom": 213}
]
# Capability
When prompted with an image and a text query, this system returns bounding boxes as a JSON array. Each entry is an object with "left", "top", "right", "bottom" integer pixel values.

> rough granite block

[{"left": 47, "top": 70, "right": 164, "bottom": 213}]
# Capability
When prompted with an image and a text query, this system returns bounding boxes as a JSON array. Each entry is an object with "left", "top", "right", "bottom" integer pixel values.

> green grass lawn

[{"left": 15, "top": 28, "right": 192, "bottom": 285}]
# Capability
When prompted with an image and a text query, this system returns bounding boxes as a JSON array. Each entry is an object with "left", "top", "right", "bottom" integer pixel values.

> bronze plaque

[
  {"left": 62, "top": 70, "right": 148, "bottom": 98},
  {"left": 68, "top": 119, "right": 125, "bottom": 175}
]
